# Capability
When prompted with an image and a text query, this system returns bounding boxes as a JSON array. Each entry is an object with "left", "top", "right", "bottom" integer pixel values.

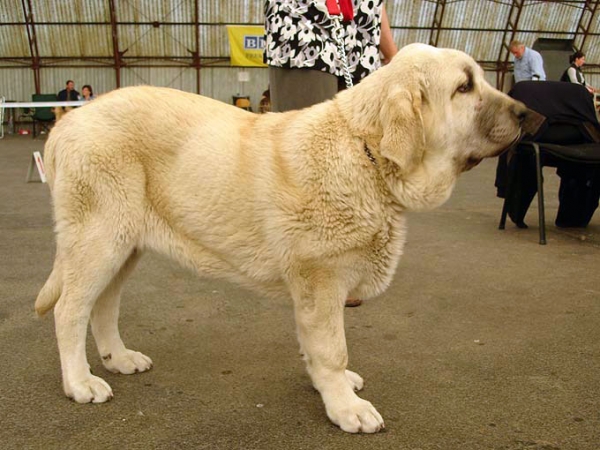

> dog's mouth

[
  {"left": 509, "top": 129, "right": 522, "bottom": 148},
  {"left": 495, "top": 130, "right": 523, "bottom": 158},
  {"left": 462, "top": 128, "right": 524, "bottom": 172}
]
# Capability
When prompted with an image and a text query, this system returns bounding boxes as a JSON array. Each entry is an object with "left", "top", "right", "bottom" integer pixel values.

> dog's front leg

[{"left": 290, "top": 274, "right": 384, "bottom": 433}]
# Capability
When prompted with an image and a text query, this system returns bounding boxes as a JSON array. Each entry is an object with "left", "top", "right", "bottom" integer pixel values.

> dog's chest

[{"left": 355, "top": 213, "right": 407, "bottom": 296}]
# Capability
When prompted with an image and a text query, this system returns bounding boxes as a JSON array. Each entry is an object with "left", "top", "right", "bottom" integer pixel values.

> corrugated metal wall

[
  {"left": 0, "top": 67, "right": 269, "bottom": 111},
  {"left": 0, "top": 67, "right": 592, "bottom": 109},
  {"left": 1, "top": 0, "right": 599, "bottom": 108},
  {"left": 0, "top": 0, "right": 269, "bottom": 110}
]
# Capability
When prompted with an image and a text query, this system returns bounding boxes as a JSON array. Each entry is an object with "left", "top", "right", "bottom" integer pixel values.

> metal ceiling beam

[
  {"left": 2, "top": 21, "right": 599, "bottom": 36},
  {"left": 497, "top": 0, "right": 526, "bottom": 90},
  {"left": 3, "top": 0, "right": 600, "bottom": 88},
  {"left": 0, "top": 21, "right": 262, "bottom": 26},
  {"left": 0, "top": 56, "right": 223, "bottom": 62},
  {"left": 3, "top": 58, "right": 595, "bottom": 70},
  {"left": 572, "top": 0, "right": 599, "bottom": 52},
  {"left": 108, "top": 0, "right": 124, "bottom": 88},
  {"left": 194, "top": 0, "right": 201, "bottom": 94},
  {"left": 20, "top": 0, "right": 41, "bottom": 93},
  {"left": 428, "top": 0, "right": 447, "bottom": 47}
]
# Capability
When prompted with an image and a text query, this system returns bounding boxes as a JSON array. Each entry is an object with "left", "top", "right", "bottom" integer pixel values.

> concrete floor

[{"left": 1, "top": 133, "right": 599, "bottom": 450}]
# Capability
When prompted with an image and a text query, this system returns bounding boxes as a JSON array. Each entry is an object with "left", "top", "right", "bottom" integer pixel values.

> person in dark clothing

[
  {"left": 495, "top": 81, "right": 600, "bottom": 228},
  {"left": 560, "top": 51, "right": 595, "bottom": 94},
  {"left": 55, "top": 80, "right": 81, "bottom": 117},
  {"left": 57, "top": 80, "right": 80, "bottom": 102}
]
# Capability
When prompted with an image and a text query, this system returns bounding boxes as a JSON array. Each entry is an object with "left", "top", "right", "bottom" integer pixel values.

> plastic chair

[
  {"left": 499, "top": 140, "right": 600, "bottom": 244},
  {"left": 30, "top": 94, "right": 57, "bottom": 138},
  {"left": 498, "top": 81, "right": 600, "bottom": 244},
  {"left": 233, "top": 95, "right": 252, "bottom": 111}
]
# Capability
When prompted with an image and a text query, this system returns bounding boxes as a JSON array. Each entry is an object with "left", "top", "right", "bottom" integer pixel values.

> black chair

[
  {"left": 497, "top": 81, "right": 600, "bottom": 244},
  {"left": 30, "top": 93, "right": 57, "bottom": 138}
]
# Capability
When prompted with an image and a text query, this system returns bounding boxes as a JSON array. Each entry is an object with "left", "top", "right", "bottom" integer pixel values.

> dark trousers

[
  {"left": 496, "top": 151, "right": 600, "bottom": 227},
  {"left": 269, "top": 67, "right": 339, "bottom": 113}
]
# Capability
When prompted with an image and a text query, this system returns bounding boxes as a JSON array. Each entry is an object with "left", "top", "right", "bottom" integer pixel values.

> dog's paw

[
  {"left": 66, "top": 375, "right": 113, "bottom": 403},
  {"left": 345, "top": 370, "right": 364, "bottom": 391},
  {"left": 327, "top": 398, "right": 385, "bottom": 433},
  {"left": 102, "top": 349, "right": 153, "bottom": 374}
]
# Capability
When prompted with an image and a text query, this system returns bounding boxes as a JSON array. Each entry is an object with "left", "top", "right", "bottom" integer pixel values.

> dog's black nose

[
  {"left": 512, "top": 101, "right": 528, "bottom": 124},
  {"left": 517, "top": 105, "right": 546, "bottom": 136}
]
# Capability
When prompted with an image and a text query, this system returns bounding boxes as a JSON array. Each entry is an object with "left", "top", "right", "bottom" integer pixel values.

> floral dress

[{"left": 264, "top": 0, "right": 384, "bottom": 84}]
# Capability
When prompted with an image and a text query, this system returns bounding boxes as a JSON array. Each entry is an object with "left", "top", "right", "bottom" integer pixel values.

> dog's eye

[{"left": 457, "top": 82, "right": 473, "bottom": 94}]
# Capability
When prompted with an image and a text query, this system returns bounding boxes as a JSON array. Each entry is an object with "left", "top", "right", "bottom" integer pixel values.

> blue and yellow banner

[{"left": 226, "top": 26, "right": 267, "bottom": 67}]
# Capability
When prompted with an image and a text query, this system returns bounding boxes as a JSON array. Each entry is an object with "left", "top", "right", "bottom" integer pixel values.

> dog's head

[
  {"left": 340, "top": 43, "right": 531, "bottom": 210},
  {"left": 378, "top": 44, "right": 529, "bottom": 175}
]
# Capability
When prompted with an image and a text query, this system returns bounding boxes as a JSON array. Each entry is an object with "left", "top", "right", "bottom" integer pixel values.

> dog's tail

[
  {"left": 35, "top": 128, "right": 62, "bottom": 316},
  {"left": 35, "top": 257, "right": 62, "bottom": 316}
]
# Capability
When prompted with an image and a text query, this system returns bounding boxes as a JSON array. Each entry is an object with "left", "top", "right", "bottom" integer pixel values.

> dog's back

[{"left": 37, "top": 87, "right": 302, "bottom": 316}]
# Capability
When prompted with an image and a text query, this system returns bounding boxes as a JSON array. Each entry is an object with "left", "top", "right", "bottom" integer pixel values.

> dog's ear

[{"left": 379, "top": 86, "right": 425, "bottom": 175}]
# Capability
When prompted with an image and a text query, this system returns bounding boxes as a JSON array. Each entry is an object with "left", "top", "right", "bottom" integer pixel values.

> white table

[
  {"left": 1, "top": 100, "right": 87, "bottom": 108},
  {"left": 0, "top": 100, "right": 87, "bottom": 138}
]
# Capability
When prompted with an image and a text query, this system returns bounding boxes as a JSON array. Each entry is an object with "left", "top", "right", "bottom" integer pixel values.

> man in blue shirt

[{"left": 509, "top": 41, "right": 546, "bottom": 83}]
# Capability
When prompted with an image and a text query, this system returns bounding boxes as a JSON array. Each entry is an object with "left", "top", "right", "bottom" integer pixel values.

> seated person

[
  {"left": 55, "top": 80, "right": 80, "bottom": 117},
  {"left": 80, "top": 85, "right": 95, "bottom": 101},
  {"left": 495, "top": 81, "right": 600, "bottom": 228},
  {"left": 560, "top": 51, "right": 595, "bottom": 95},
  {"left": 58, "top": 80, "right": 80, "bottom": 102},
  {"left": 259, "top": 89, "right": 271, "bottom": 114}
]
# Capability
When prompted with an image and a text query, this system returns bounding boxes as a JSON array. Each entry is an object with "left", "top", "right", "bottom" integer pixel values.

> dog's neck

[
  {"left": 335, "top": 81, "right": 384, "bottom": 138},
  {"left": 334, "top": 76, "right": 457, "bottom": 212}
]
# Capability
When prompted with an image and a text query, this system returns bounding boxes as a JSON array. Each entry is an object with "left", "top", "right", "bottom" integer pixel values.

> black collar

[{"left": 364, "top": 144, "right": 377, "bottom": 166}]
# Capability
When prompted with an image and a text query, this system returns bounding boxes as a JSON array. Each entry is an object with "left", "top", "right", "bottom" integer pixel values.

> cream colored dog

[{"left": 36, "top": 44, "right": 528, "bottom": 433}]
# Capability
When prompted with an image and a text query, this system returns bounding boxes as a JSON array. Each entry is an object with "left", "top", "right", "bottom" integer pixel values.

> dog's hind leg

[
  {"left": 54, "top": 231, "right": 135, "bottom": 404},
  {"left": 289, "top": 269, "right": 385, "bottom": 433},
  {"left": 90, "top": 248, "right": 152, "bottom": 375}
]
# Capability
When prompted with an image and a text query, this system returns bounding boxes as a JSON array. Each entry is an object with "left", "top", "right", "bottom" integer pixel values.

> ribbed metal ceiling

[{"left": 0, "top": 0, "right": 598, "bottom": 98}]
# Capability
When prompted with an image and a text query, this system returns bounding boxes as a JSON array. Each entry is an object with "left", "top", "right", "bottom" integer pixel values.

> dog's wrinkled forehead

[
  {"left": 433, "top": 50, "right": 482, "bottom": 83},
  {"left": 398, "top": 43, "right": 477, "bottom": 65},
  {"left": 396, "top": 44, "right": 483, "bottom": 86}
]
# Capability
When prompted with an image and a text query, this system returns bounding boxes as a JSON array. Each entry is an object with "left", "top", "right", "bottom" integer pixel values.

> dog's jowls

[{"left": 36, "top": 43, "right": 529, "bottom": 433}]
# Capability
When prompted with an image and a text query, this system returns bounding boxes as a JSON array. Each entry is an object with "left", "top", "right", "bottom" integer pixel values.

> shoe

[{"left": 345, "top": 298, "right": 363, "bottom": 307}]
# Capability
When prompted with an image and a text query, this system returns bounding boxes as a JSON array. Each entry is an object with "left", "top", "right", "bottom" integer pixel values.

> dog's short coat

[{"left": 36, "top": 44, "right": 529, "bottom": 433}]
